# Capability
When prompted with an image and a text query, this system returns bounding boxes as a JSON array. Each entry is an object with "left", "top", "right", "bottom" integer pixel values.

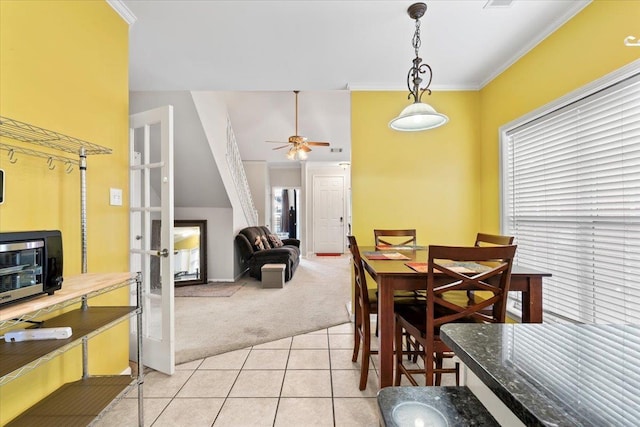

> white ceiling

[{"left": 122, "top": 0, "right": 591, "bottom": 164}]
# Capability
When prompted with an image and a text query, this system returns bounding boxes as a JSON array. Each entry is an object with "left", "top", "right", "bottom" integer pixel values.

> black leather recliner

[{"left": 235, "top": 226, "right": 300, "bottom": 281}]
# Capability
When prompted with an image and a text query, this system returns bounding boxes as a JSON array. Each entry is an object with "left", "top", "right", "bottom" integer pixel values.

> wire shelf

[{"left": 0, "top": 115, "right": 112, "bottom": 155}]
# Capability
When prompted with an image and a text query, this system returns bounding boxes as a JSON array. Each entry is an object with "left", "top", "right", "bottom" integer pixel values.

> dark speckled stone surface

[
  {"left": 440, "top": 324, "right": 640, "bottom": 427},
  {"left": 377, "top": 386, "right": 499, "bottom": 426}
]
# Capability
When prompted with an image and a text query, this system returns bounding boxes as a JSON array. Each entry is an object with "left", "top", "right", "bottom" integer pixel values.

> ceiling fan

[{"left": 267, "top": 90, "right": 330, "bottom": 160}]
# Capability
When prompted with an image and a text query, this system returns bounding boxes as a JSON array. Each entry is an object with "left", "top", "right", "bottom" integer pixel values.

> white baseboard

[
  {"left": 345, "top": 301, "right": 379, "bottom": 325},
  {"left": 120, "top": 366, "right": 132, "bottom": 376},
  {"left": 346, "top": 301, "right": 354, "bottom": 322}
]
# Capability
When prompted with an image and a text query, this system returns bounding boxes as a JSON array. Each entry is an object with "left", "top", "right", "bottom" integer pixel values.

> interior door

[
  {"left": 313, "top": 175, "right": 345, "bottom": 254},
  {"left": 129, "top": 105, "right": 175, "bottom": 375}
]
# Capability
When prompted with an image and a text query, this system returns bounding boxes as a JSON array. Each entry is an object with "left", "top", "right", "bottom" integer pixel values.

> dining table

[{"left": 359, "top": 246, "right": 552, "bottom": 388}]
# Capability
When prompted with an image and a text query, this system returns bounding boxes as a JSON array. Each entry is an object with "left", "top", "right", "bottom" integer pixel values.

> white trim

[
  {"left": 479, "top": 0, "right": 592, "bottom": 89},
  {"left": 106, "top": 0, "right": 137, "bottom": 25},
  {"left": 347, "top": 83, "right": 480, "bottom": 92}
]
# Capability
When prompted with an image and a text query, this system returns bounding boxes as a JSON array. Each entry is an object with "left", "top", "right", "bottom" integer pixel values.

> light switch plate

[{"left": 110, "top": 188, "right": 123, "bottom": 206}]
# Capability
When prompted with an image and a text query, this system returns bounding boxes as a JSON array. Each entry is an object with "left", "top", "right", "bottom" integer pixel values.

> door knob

[{"left": 156, "top": 248, "right": 169, "bottom": 258}]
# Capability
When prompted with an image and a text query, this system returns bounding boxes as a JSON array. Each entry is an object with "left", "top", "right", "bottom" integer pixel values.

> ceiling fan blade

[
  {"left": 300, "top": 145, "right": 312, "bottom": 152},
  {"left": 307, "top": 141, "right": 330, "bottom": 146},
  {"left": 272, "top": 144, "right": 290, "bottom": 150}
]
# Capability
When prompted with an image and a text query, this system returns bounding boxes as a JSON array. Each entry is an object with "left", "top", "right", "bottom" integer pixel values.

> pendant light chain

[
  {"left": 412, "top": 17, "right": 421, "bottom": 57},
  {"left": 294, "top": 90, "right": 299, "bottom": 136},
  {"left": 407, "top": 4, "right": 433, "bottom": 104}
]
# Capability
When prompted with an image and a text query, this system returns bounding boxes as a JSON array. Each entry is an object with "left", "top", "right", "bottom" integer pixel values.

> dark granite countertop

[
  {"left": 440, "top": 323, "right": 640, "bottom": 427},
  {"left": 377, "top": 386, "right": 500, "bottom": 427}
]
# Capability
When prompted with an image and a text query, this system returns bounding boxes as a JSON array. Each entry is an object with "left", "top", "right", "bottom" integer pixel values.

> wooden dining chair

[
  {"left": 347, "top": 235, "right": 422, "bottom": 389},
  {"left": 374, "top": 229, "right": 426, "bottom": 319},
  {"left": 394, "top": 244, "right": 517, "bottom": 387},
  {"left": 374, "top": 229, "right": 417, "bottom": 247},
  {"left": 347, "top": 235, "right": 379, "bottom": 390},
  {"left": 468, "top": 233, "right": 515, "bottom": 303}
]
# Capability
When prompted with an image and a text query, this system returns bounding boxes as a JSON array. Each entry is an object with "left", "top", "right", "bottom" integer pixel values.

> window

[{"left": 501, "top": 62, "right": 640, "bottom": 323}]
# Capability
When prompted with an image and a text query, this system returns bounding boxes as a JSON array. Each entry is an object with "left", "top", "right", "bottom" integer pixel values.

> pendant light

[{"left": 389, "top": 2, "right": 448, "bottom": 132}]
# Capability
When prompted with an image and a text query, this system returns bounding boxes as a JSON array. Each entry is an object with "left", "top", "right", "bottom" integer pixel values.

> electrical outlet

[{"left": 110, "top": 188, "right": 123, "bottom": 206}]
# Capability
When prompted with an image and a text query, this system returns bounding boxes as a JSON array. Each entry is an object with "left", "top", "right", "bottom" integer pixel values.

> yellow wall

[
  {"left": 175, "top": 234, "right": 200, "bottom": 251},
  {"left": 0, "top": 1, "right": 129, "bottom": 423},
  {"left": 351, "top": 91, "right": 481, "bottom": 246},
  {"left": 478, "top": 0, "right": 640, "bottom": 232},
  {"left": 351, "top": 0, "right": 640, "bottom": 246}
]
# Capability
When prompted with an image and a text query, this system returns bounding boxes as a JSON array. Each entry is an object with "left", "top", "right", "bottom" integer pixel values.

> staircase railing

[{"left": 225, "top": 116, "right": 258, "bottom": 226}]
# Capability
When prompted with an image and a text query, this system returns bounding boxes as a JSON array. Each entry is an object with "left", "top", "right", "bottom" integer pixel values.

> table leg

[
  {"left": 521, "top": 277, "right": 543, "bottom": 323},
  {"left": 378, "top": 276, "right": 396, "bottom": 388}
]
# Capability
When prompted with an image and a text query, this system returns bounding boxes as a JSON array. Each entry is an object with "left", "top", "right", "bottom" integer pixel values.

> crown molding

[
  {"left": 479, "top": 0, "right": 591, "bottom": 88},
  {"left": 346, "top": 83, "right": 480, "bottom": 92},
  {"left": 106, "top": 0, "right": 137, "bottom": 25}
]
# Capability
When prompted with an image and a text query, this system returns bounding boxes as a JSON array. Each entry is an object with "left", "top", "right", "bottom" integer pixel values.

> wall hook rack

[
  {"left": 0, "top": 115, "right": 112, "bottom": 273},
  {"left": 0, "top": 142, "right": 78, "bottom": 167}
]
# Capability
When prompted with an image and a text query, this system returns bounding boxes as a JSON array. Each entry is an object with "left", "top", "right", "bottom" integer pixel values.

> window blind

[
  {"left": 502, "top": 71, "right": 640, "bottom": 324},
  {"left": 505, "top": 325, "right": 640, "bottom": 426}
]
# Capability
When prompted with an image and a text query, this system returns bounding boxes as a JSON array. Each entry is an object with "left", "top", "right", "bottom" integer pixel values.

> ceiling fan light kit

[
  {"left": 268, "top": 90, "right": 331, "bottom": 160},
  {"left": 389, "top": 2, "right": 449, "bottom": 132}
]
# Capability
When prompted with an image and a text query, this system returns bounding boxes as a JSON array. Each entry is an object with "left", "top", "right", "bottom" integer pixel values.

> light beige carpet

[
  {"left": 175, "top": 255, "right": 352, "bottom": 364},
  {"left": 174, "top": 281, "right": 246, "bottom": 297}
]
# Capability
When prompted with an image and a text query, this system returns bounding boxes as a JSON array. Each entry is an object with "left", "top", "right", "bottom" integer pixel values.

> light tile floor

[{"left": 97, "top": 322, "right": 437, "bottom": 427}]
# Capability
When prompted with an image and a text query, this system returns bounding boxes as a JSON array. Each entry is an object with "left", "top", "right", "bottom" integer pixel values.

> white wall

[
  {"left": 191, "top": 91, "right": 258, "bottom": 279},
  {"left": 175, "top": 207, "right": 235, "bottom": 281},
  {"left": 269, "top": 165, "right": 302, "bottom": 187},
  {"left": 190, "top": 91, "right": 250, "bottom": 231},
  {"left": 129, "top": 91, "right": 231, "bottom": 208}
]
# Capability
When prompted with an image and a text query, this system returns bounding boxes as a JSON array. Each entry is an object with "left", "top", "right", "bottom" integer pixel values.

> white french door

[{"left": 129, "top": 105, "right": 175, "bottom": 375}]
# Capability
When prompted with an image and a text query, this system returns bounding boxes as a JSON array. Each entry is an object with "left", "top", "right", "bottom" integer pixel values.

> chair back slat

[
  {"left": 374, "top": 229, "right": 417, "bottom": 247},
  {"left": 475, "top": 232, "right": 514, "bottom": 247},
  {"left": 427, "top": 245, "right": 517, "bottom": 325}
]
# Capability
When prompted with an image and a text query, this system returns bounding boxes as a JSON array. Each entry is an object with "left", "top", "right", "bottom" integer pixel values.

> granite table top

[
  {"left": 440, "top": 323, "right": 640, "bottom": 427},
  {"left": 377, "top": 386, "right": 500, "bottom": 427}
]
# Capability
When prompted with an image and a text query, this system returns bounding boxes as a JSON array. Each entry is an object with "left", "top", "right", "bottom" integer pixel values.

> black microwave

[{"left": 0, "top": 230, "right": 63, "bottom": 306}]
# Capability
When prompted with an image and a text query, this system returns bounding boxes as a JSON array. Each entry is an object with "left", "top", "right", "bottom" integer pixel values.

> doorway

[{"left": 272, "top": 187, "right": 300, "bottom": 240}]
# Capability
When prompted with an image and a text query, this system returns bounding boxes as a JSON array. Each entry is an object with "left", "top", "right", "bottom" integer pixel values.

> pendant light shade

[
  {"left": 389, "top": 102, "right": 449, "bottom": 131},
  {"left": 390, "top": 2, "right": 448, "bottom": 132}
]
